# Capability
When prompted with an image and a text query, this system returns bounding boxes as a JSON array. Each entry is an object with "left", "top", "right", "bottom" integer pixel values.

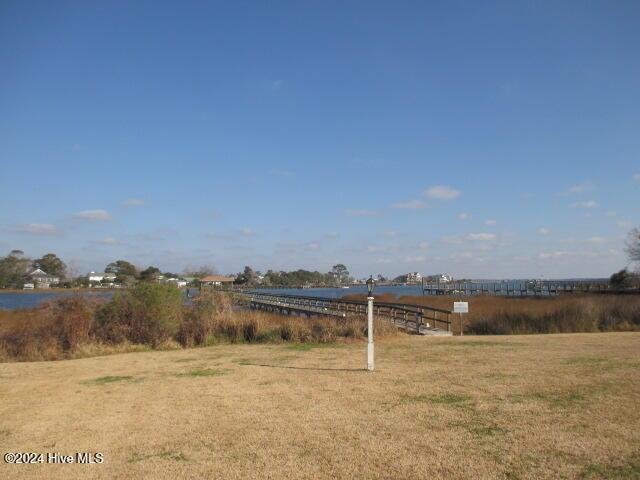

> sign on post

[
  {"left": 454, "top": 302, "right": 468, "bottom": 336},
  {"left": 453, "top": 302, "right": 468, "bottom": 313}
]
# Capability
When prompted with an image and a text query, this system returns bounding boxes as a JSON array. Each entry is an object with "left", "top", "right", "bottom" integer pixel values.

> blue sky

[{"left": 1, "top": 1, "right": 638, "bottom": 278}]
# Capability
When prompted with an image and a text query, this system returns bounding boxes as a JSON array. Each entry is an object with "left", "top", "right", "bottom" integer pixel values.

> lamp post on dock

[{"left": 366, "top": 275, "right": 375, "bottom": 371}]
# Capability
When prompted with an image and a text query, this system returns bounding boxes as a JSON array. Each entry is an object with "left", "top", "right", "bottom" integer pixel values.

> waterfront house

[
  {"left": 88, "top": 271, "right": 117, "bottom": 283},
  {"left": 28, "top": 268, "right": 60, "bottom": 288},
  {"left": 200, "top": 275, "right": 235, "bottom": 288},
  {"left": 406, "top": 272, "right": 422, "bottom": 283}
]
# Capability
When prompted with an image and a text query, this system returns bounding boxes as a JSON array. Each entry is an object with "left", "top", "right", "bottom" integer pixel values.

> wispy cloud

[
  {"left": 74, "top": 209, "right": 112, "bottom": 221},
  {"left": 586, "top": 236, "right": 606, "bottom": 245},
  {"left": 467, "top": 233, "right": 497, "bottom": 241},
  {"left": 94, "top": 237, "right": 123, "bottom": 246},
  {"left": 345, "top": 209, "right": 381, "bottom": 217},
  {"left": 424, "top": 185, "right": 461, "bottom": 200},
  {"left": 123, "top": 199, "right": 145, "bottom": 207},
  {"left": 457, "top": 213, "right": 469, "bottom": 220},
  {"left": 239, "top": 228, "right": 256, "bottom": 237},
  {"left": 617, "top": 220, "right": 632, "bottom": 229},
  {"left": 271, "top": 79, "right": 283, "bottom": 90},
  {"left": 538, "top": 227, "right": 551, "bottom": 236},
  {"left": 560, "top": 181, "right": 594, "bottom": 196},
  {"left": 571, "top": 200, "right": 598, "bottom": 209},
  {"left": 12, "top": 223, "right": 60, "bottom": 236},
  {"left": 418, "top": 241, "right": 429, "bottom": 250},
  {"left": 484, "top": 219, "right": 497, "bottom": 226},
  {"left": 392, "top": 199, "right": 427, "bottom": 209},
  {"left": 633, "top": 173, "right": 640, "bottom": 182}
]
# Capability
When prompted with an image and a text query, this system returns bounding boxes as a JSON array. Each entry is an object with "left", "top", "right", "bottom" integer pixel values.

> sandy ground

[{"left": 1, "top": 333, "right": 639, "bottom": 479}]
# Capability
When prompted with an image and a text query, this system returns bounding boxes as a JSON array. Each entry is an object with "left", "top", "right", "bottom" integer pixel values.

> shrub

[{"left": 93, "top": 283, "right": 183, "bottom": 347}]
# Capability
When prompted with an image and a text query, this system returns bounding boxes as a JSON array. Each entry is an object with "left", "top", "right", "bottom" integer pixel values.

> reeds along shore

[
  {"left": 342, "top": 293, "right": 640, "bottom": 335},
  {"left": 0, "top": 286, "right": 397, "bottom": 363}
]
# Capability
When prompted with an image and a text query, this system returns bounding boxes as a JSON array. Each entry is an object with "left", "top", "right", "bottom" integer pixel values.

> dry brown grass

[
  {"left": 0, "top": 291, "right": 399, "bottom": 362},
  {"left": 343, "top": 293, "right": 640, "bottom": 335},
  {"left": 0, "top": 332, "right": 638, "bottom": 479}
]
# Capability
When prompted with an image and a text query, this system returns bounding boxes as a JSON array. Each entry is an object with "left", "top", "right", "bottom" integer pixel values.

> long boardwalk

[
  {"left": 241, "top": 292, "right": 453, "bottom": 336},
  {"left": 421, "top": 279, "right": 632, "bottom": 296}
]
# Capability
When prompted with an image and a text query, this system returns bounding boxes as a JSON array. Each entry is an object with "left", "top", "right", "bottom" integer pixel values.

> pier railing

[
  {"left": 240, "top": 292, "right": 452, "bottom": 333},
  {"left": 421, "top": 280, "right": 634, "bottom": 296}
]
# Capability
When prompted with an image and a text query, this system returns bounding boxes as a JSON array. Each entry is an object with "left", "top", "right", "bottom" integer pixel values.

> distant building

[
  {"left": 23, "top": 283, "right": 34, "bottom": 290},
  {"left": 406, "top": 272, "right": 422, "bottom": 283},
  {"left": 29, "top": 268, "right": 59, "bottom": 288},
  {"left": 200, "top": 275, "right": 235, "bottom": 288},
  {"left": 166, "top": 278, "right": 188, "bottom": 288},
  {"left": 88, "top": 272, "right": 117, "bottom": 283},
  {"left": 424, "top": 274, "right": 453, "bottom": 283}
]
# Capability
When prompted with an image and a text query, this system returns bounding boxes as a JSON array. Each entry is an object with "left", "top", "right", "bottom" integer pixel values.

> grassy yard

[{"left": 1, "top": 332, "right": 639, "bottom": 479}]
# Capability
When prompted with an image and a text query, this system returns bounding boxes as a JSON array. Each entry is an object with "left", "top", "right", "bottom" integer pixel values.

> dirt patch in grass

[
  {"left": 81, "top": 375, "right": 134, "bottom": 385},
  {"left": 175, "top": 368, "right": 230, "bottom": 377},
  {"left": 129, "top": 450, "right": 189, "bottom": 463}
]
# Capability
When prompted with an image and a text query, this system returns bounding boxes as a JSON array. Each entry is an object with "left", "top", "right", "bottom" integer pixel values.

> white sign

[{"left": 453, "top": 302, "right": 469, "bottom": 313}]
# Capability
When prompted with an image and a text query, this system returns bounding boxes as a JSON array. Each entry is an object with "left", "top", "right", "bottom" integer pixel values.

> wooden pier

[
  {"left": 421, "top": 279, "right": 632, "bottom": 296},
  {"left": 240, "top": 292, "right": 453, "bottom": 336}
]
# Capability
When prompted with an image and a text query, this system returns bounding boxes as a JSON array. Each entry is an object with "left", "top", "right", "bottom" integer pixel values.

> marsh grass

[
  {"left": 1, "top": 291, "right": 397, "bottom": 362},
  {"left": 344, "top": 293, "right": 640, "bottom": 335}
]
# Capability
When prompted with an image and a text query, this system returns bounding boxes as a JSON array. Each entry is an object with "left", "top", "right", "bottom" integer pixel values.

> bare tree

[{"left": 627, "top": 227, "right": 640, "bottom": 266}]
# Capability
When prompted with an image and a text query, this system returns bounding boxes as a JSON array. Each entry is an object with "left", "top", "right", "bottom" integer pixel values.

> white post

[{"left": 367, "top": 296, "right": 374, "bottom": 371}]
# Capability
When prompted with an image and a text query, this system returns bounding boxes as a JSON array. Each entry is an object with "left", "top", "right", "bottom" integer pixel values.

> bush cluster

[{"left": 0, "top": 286, "right": 394, "bottom": 362}]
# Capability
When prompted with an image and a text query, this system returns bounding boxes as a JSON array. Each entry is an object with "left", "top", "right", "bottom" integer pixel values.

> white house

[
  {"left": 88, "top": 271, "right": 117, "bottom": 283},
  {"left": 29, "top": 268, "right": 60, "bottom": 288},
  {"left": 406, "top": 272, "right": 422, "bottom": 283}
]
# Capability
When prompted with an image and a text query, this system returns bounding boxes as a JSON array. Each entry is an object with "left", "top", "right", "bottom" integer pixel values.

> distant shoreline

[{"left": 0, "top": 288, "right": 117, "bottom": 295}]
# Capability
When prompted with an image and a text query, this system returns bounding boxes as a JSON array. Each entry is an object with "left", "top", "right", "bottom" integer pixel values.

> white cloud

[
  {"left": 418, "top": 241, "right": 429, "bottom": 250},
  {"left": 74, "top": 209, "right": 112, "bottom": 221},
  {"left": 442, "top": 235, "right": 464, "bottom": 245},
  {"left": 123, "top": 199, "right": 145, "bottom": 206},
  {"left": 467, "top": 233, "right": 497, "bottom": 241},
  {"left": 403, "top": 255, "right": 426, "bottom": 263},
  {"left": 13, "top": 223, "right": 60, "bottom": 236},
  {"left": 345, "top": 209, "right": 381, "bottom": 217},
  {"left": 537, "top": 228, "right": 551, "bottom": 236},
  {"left": 374, "top": 258, "right": 392, "bottom": 264},
  {"left": 392, "top": 199, "right": 427, "bottom": 209},
  {"left": 424, "top": 185, "right": 461, "bottom": 200},
  {"left": 96, "top": 237, "right": 122, "bottom": 245},
  {"left": 617, "top": 220, "right": 633, "bottom": 229},
  {"left": 586, "top": 236, "right": 606, "bottom": 245},
  {"left": 383, "top": 231, "right": 398, "bottom": 237},
  {"left": 239, "top": 228, "right": 255, "bottom": 236},
  {"left": 605, "top": 211, "right": 617, "bottom": 217},
  {"left": 538, "top": 251, "right": 571, "bottom": 260},
  {"left": 560, "top": 181, "right": 593, "bottom": 196},
  {"left": 457, "top": 213, "right": 469, "bottom": 220},
  {"left": 571, "top": 200, "right": 597, "bottom": 209},
  {"left": 484, "top": 219, "right": 497, "bottom": 226},
  {"left": 305, "top": 242, "right": 320, "bottom": 251}
]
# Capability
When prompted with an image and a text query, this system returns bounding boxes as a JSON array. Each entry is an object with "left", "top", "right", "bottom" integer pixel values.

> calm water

[
  {"left": 250, "top": 285, "right": 424, "bottom": 298},
  {"left": 0, "top": 291, "right": 114, "bottom": 310}
]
